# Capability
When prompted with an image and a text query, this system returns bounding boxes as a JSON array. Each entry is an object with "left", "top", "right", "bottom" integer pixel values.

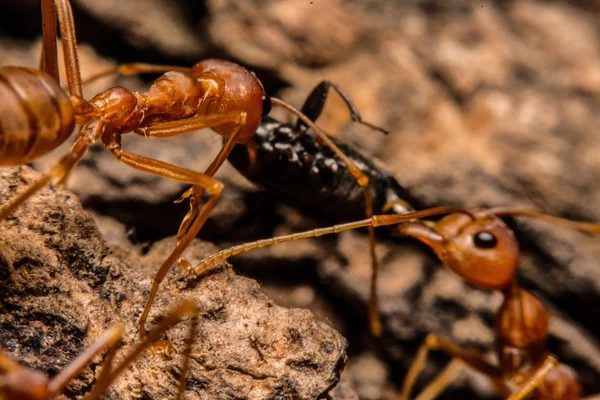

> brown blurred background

[{"left": 1, "top": 0, "right": 600, "bottom": 398}]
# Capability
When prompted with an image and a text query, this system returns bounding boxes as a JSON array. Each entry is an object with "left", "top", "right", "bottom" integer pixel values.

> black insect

[{"left": 227, "top": 81, "right": 417, "bottom": 335}]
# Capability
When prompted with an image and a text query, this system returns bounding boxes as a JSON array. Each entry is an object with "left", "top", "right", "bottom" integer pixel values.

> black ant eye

[
  {"left": 262, "top": 95, "right": 272, "bottom": 117},
  {"left": 473, "top": 231, "right": 498, "bottom": 249}
]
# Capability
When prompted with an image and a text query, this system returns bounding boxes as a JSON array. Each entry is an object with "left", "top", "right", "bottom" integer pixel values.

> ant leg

[
  {"left": 85, "top": 339, "right": 118, "bottom": 398},
  {"left": 40, "top": 0, "right": 87, "bottom": 100},
  {"left": 174, "top": 132, "right": 239, "bottom": 241},
  {"left": 40, "top": 0, "right": 58, "bottom": 80},
  {"left": 100, "top": 133, "right": 224, "bottom": 340},
  {"left": 138, "top": 185, "right": 224, "bottom": 340},
  {"left": 54, "top": 0, "right": 83, "bottom": 97},
  {"left": 411, "top": 361, "right": 511, "bottom": 400},
  {"left": 135, "top": 111, "right": 245, "bottom": 138},
  {"left": 506, "top": 356, "right": 559, "bottom": 400},
  {"left": 80, "top": 63, "right": 192, "bottom": 86},
  {"left": 272, "top": 97, "right": 385, "bottom": 335},
  {"left": 411, "top": 359, "right": 463, "bottom": 400},
  {"left": 132, "top": 110, "right": 243, "bottom": 239},
  {"left": 0, "top": 123, "right": 102, "bottom": 221},
  {"left": 83, "top": 300, "right": 198, "bottom": 400},
  {"left": 175, "top": 307, "right": 199, "bottom": 400},
  {"left": 295, "top": 80, "right": 388, "bottom": 134},
  {"left": 399, "top": 334, "right": 505, "bottom": 400},
  {"left": 47, "top": 324, "right": 124, "bottom": 397}
]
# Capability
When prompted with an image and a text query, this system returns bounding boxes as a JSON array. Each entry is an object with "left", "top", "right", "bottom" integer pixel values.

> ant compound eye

[
  {"left": 262, "top": 95, "right": 272, "bottom": 117},
  {"left": 473, "top": 231, "right": 498, "bottom": 249}
]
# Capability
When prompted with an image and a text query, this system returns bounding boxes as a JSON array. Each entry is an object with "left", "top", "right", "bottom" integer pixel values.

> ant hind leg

[
  {"left": 83, "top": 300, "right": 199, "bottom": 400},
  {"left": 398, "top": 334, "right": 507, "bottom": 400}
]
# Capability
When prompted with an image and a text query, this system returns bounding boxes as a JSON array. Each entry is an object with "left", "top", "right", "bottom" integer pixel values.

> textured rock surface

[
  {"left": 1, "top": 0, "right": 600, "bottom": 398},
  {"left": 0, "top": 167, "right": 347, "bottom": 399}
]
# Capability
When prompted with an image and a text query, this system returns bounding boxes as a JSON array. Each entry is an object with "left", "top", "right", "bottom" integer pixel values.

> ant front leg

[
  {"left": 84, "top": 300, "right": 199, "bottom": 400},
  {"left": 506, "top": 356, "right": 559, "bottom": 400},
  {"left": 46, "top": 324, "right": 124, "bottom": 398},
  {"left": 100, "top": 132, "right": 226, "bottom": 341},
  {"left": 399, "top": 334, "right": 509, "bottom": 400},
  {"left": 134, "top": 110, "right": 245, "bottom": 241}
]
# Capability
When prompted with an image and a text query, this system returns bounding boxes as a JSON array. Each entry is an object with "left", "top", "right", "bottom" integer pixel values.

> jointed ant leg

[
  {"left": 273, "top": 96, "right": 386, "bottom": 335},
  {"left": 40, "top": 0, "right": 58, "bottom": 80},
  {"left": 101, "top": 133, "right": 224, "bottom": 340},
  {"left": 83, "top": 300, "right": 199, "bottom": 400},
  {"left": 39, "top": 0, "right": 84, "bottom": 98},
  {"left": 135, "top": 111, "right": 245, "bottom": 139},
  {"left": 413, "top": 359, "right": 463, "bottom": 400},
  {"left": 295, "top": 80, "right": 389, "bottom": 134},
  {"left": 398, "top": 334, "right": 505, "bottom": 400},
  {"left": 47, "top": 324, "right": 124, "bottom": 398},
  {"left": 175, "top": 131, "right": 241, "bottom": 241},
  {"left": 133, "top": 112, "right": 244, "bottom": 241},
  {"left": 506, "top": 355, "right": 559, "bottom": 400}
]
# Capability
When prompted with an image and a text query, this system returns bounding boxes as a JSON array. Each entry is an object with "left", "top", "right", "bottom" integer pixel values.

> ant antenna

[
  {"left": 489, "top": 208, "right": 600, "bottom": 234},
  {"left": 186, "top": 206, "right": 476, "bottom": 275}
]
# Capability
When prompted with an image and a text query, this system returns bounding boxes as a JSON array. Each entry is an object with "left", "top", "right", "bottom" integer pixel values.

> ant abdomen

[
  {"left": 190, "top": 59, "right": 266, "bottom": 142},
  {"left": 0, "top": 66, "right": 74, "bottom": 166}
]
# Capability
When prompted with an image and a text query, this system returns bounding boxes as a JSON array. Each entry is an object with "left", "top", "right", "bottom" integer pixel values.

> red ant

[
  {"left": 0, "top": 299, "right": 198, "bottom": 400},
  {"left": 183, "top": 206, "right": 600, "bottom": 399},
  {"left": 0, "top": 0, "right": 382, "bottom": 340}
]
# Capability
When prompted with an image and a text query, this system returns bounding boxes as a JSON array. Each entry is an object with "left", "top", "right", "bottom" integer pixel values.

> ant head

[
  {"left": 400, "top": 210, "right": 519, "bottom": 291},
  {"left": 191, "top": 59, "right": 267, "bottom": 143}
]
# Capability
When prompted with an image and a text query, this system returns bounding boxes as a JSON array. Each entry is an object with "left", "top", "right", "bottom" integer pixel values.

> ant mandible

[
  {"left": 0, "top": 0, "right": 378, "bottom": 340},
  {"left": 0, "top": 299, "right": 198, "bottom": 400},
  {"left": 184, "top": 206, "right": 600, "bottom": 399}
]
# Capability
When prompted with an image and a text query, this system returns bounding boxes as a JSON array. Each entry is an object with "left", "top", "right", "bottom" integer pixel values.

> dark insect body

[{"left": 228, "top": 115, "right": 415, "bottom": 225}]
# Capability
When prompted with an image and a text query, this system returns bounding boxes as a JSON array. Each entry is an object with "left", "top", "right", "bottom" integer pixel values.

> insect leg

[
  {"left": 506, "top": 356, "right": 559, "bottom": 400},
  {"left": 47, "top": 324, "right": 124, "bottom": 397},
  {"left": 83, "top": 300, "right": 198, "bottom": 400},
  {"left": 100, "top": 132, "right": 223, "bottom": 340},
  {"left": 272, "top": 97, "right": 385, "bottom": 335},
  {"left": 399, "top": 334, "right": 506, "bottom": 400}
]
